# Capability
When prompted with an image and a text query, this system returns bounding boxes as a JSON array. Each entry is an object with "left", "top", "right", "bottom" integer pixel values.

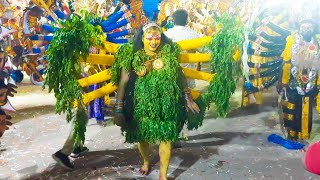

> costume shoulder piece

[
  {"left": 111, "top": 43, "right": 134, "bottom": 84},
  {"left": 171, "top": 43, "right": 181, "bottom": 57},
  {"left": 160, "top": 43, "right": 180, "bottom": 62}
]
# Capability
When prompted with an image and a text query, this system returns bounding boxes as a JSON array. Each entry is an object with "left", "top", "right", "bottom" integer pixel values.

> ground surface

[{"left": 0, "top": 78, "right": 319, "bottom": 180}]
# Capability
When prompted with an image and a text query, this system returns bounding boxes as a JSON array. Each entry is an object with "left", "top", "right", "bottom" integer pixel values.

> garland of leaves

[
  {"left": 203, "top": 14, "right": 244, "bottom": 117},
  {"left": 44, "top": 14, "right": 103, "bottom": 146},
  {"left": 186, "top": 96, "right": 206, "bottom": 130},
  {"left": 111, "top": 43, "right": 133, "bottom": 84}
]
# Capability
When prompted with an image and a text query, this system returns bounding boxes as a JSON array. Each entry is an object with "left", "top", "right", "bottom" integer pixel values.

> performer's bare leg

[
  {"left": 159, "top": 141, "right": 171, "bottom": 180},
  {"left": 138, "top": 141, "right": 150, "bottom": 175}
]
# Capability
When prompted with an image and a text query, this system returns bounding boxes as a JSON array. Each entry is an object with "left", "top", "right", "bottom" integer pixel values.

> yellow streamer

[
  {"left": 281, "top": 63, "right": 291, "bottom": 85},
  {"left": 104, "top": 95, "right": 111, "bottom": 105},
  {"left": 5, "top": 47, "right": 16, "bottom": 56},
  {"left": 31, "top": 0, "right": 57, "bottom": 21},
  {"left": 301, "top": 97, "right": 310, "bottom": 139},
  {"left": 182, "top": 68, "right": 215, "bottom": 82},
  {"left": 78, "top": 69, "right": 111, "bottom": 87},
  {"left": 316, "top": 94, "right": 320, "bottom": 113},
  {"left": 80, "top": 54, "right": 115, "bottom": 65},
  {"left": 179, "top": 53, "right": 211, "bottom": 63},
  {"left": 281, "top": 34, "right": 294, "bottom": 61},
  {"left": 101, "top": 39, "right": 120, "bottom": 54},
  {"left": 177, "top": 36, "right": 212, "bottom": 50},
  {"left": 280, "top": 100, "right": 295, "bottom": 110},
  {"left": 317, "top": 75, "right": 320, "bottom": 113},
  {"left": 83, "top": 83, "right": 117, "bottom": 104}
]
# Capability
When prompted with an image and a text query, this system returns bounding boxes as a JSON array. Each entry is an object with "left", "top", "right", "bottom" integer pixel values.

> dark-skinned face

[{"left": 300, "top": 22, "right": 314, "bottom": 41}]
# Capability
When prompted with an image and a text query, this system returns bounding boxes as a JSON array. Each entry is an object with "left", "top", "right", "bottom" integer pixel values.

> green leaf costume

[
  {"left": 44, "top": 14, "right": 103, "bottom": 146},
  {"left": 112, "top": 43, "right": 205, "bottom": 144}
]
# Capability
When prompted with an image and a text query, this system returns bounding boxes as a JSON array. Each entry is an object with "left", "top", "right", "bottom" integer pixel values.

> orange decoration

[{"left": 129, "top": 0, "right": 148, "bottom": 29}]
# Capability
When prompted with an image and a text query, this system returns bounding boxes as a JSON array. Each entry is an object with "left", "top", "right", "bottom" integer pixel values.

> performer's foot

[
  {"left": 52, "top": 150, "right": 74, "bottom": 170},
  {"left": 139, "top": 164, "right": 150, "bottom": 175},
  {"left": 70, "top": 146, "right": 89, "bottom": 158}
]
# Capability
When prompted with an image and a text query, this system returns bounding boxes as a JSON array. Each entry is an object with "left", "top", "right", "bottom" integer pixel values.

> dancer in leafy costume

[
  {"left": 113, "top": 22, "right": 201, "bottom": 180},
  {"left": 46, "top": 14, "right": 103, "bottom": 170}
]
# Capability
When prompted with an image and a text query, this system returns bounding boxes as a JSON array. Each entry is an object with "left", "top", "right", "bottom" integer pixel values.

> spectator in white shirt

[
  {"left": 164, "top": 9, "right": 201, "bottom": 88},
  {"left": 164, "top": 9, "right": 200, "bottom": 42}
]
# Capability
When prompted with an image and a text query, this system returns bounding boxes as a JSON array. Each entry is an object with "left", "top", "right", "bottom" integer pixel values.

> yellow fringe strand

[
  {"left": 104, "top": 95, "right": 111, "bottom": 105},
  {"left": 31, "top": 0, "right": 57, "bottom": 21},
  {"left": 301, "top": 97, "right": 310, "bottom": 139},
  {"left": 101, "top": 39, "right": 119, "bottom": 54},
  {"left": 182, "top": 68, "right": 215, "bottom": 82},
  {"left": 317, "top": 76, "right": 320, "bottom": 113},
  {"left": 78, "top": 69, "right": 111, "bottom": 87},
  {"left": 179, "top": 53, "right": 211, "bottom": 63},
  {"left": 80, "top": 54, "right": 115, "bottom": 65},
  {"left": 281, "top": 63, "right": 291, "bottom": 85},
  {"left": 316, "top": 94, "right": 320, "bottom": 113},
  {"left": 177, "top": 36, "right": 212, "bottom": 50},
  {"left": 281, "top": 34, "right": 295, "bottom": 61},
  {"left": 83, "top": 82, "right": 117, "bottom": 104},
  {"left": 5, "top": 47, "right": 16, "bottom": 56}
]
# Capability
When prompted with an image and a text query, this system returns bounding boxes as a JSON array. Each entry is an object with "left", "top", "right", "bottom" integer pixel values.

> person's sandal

[{"left": 52, "top": 150, "right": 74, "bottom": 170}]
